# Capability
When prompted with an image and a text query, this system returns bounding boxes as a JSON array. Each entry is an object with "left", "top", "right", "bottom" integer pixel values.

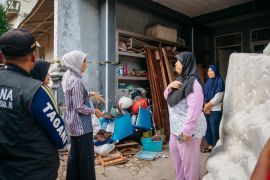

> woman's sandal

[{"left": 201, "top": 147, "right": 212, "bottom": 153}]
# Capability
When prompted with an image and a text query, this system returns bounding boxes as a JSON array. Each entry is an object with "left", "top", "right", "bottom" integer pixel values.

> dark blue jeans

[{"left": 205, "top": 111, "right": 222, "bottom": 146}]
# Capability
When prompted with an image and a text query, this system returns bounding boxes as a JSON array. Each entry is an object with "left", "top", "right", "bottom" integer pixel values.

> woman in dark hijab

[
  {"left": 164, "top": 51, "right": 206, "bottom": 180},
  {"left": 201, "top": 64, "right": 225, "bottom": 153},
  {"left": 31, "top": 59, "right": 51, "bottom": 85}
]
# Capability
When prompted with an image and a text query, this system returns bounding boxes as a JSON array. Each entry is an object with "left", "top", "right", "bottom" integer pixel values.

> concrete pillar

[
  {"left": 99, "top": 0, "right": 116, "bottom": 111},
  {"left": 54, "top": 0, "right": 104, "bottom": 106}
]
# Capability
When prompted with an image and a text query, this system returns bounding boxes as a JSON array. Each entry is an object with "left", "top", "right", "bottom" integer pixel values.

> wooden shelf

[
  {"left": 117, "top": 76, "right": 148, "bottom": 81},
  {"left": 118, "top": 51, "right": 145, "bottom": 58},
  {"left": 118, "top": 29, "right": 156, "bottom": 42},
  {"left": 117, "top": 29, "right": 189, "bottom": 50}
]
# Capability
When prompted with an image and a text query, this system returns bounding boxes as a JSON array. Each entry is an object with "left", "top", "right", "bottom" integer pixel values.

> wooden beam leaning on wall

[
  {"left": 145, "top": 47, "right": 170, "bottom": 140},
  {"left": 154, "top": 49, "right": 168, "bottom": 88},
  {"left": 161, "top": 48, "right": 174, "bottom": 83}
]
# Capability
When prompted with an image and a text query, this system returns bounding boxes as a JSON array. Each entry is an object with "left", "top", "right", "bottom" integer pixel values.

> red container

[{"left": 130, "top": 98, "right": 148, "bottom": 114}]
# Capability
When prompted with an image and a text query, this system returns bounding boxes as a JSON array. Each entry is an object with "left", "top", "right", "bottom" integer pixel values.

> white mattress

[{"left": 203, "top": 53, "right": 270, "bottom": 180}]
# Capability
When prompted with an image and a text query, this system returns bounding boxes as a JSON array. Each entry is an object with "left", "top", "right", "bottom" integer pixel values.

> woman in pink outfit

[{"left": 164, "top": 51, "right": 206, "bottom": 180}]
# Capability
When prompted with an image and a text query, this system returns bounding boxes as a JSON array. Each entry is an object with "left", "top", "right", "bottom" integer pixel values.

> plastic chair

[
  {"left": 133, "top": 107, "right": 152, "bottom": 130},
  {"left": 109, "top": 113, "right": 133, "bottom": 141}
]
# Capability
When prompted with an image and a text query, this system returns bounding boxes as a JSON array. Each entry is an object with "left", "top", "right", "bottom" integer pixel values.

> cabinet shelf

[
  {"left": 117, "top": 76, "right": 148, "bottom": 81},
  {"left": 118, "top": 51, "right": 145, "bottom": 58},
  {"left": 118, "top": 29, "right": 189, "bottom": 50}
]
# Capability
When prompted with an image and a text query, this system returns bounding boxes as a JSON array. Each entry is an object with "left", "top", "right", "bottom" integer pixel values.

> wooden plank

[
  {"left": 145, "top": 48, "right": 161, "bottom": 130},
  {"left": 154, "top": 57, "right": 168, "bottom": 132},
  {"left": 103, "top": 157, "right": 126, "bottom": 166},
  {"left": 157, "top": 49, "right": 169, "bottom": 88},
  {"left": 115, "top": 141, "right": 139, "bottom": 148},
  {"left": 98, "top": 154, "right": 126, "bottom": 167},
  {"left": 102, "top": 155, "right": 122, "bottom": 162},
  {"left": 145, "top": 47, "right": 164, "bottom": 130},
  {"left": 95, "top": 158, "right": 101, "bottom": 165},
  {"left": 98, "top": 155, "right": 105, "bottom": 167},
  {"left": 159, "top": 49, "right": 170, "bottom": 90},
  {"left": 145, "top": 47, "right": 170, "bottom": 139},
  {"left": 162, "top": 48, "right": 174, "bottom": 83}
]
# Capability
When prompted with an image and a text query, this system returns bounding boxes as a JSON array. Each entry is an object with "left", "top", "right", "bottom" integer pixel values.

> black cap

[
  {"left": 0, "top": 29, "right": 36, "bottom": 57},
  {"left": 31, "top": 60, "right": 51, "bottom": 82}
]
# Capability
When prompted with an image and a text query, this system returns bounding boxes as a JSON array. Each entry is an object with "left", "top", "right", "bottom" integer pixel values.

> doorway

[
  {"left": 216, "top": 47, "right": 240, "bottom": 81},
  {"left": 215, "top": 33, "right": 242, "bottom": 81}
]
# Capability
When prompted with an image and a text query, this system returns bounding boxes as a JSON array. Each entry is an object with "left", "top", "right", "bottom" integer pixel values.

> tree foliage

[{"left": 0, "top": 5, "right": 9, "bottom": 36}]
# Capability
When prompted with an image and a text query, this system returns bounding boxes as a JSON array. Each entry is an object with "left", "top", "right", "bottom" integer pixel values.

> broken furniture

[
  {"left": 126, "top": 38, "right": 147, "bottom": 53},
  {"left": 115, "top": 140, "right": 142, "bottom": 156},
  {"left": 97, "top": 150, "right": 126, "bottom": 167}
]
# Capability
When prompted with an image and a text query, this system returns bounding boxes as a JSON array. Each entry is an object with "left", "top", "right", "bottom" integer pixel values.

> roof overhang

[
  {"left": 152, "top": 0, "right": 252, "bottom": 18},
  {"left": 19, "top": 0, "right": 53, "bottom": 40}
]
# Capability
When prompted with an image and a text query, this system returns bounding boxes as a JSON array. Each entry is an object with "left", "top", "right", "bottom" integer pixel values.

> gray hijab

[
  {"left": 167, "top": 51, "right": 202, "bottom": 107},
  {"left": 61, "top": 50, "right": 87, "bottom": 94}
]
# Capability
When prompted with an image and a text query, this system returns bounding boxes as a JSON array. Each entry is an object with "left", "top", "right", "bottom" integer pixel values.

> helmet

[
  {"left": 130, "top": 98, "right": 148, "bottom": 114},
  {"left": 129, "top": 88, "right": 146, "bottom": 100},
  {"left": 118, "top": 96, "right": 133, "bottom": 109}
]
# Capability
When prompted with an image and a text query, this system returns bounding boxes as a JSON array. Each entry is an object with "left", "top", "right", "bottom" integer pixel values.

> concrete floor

[
  {"left": 57, "top": 143, "right": 210, "bottom": 180},
  {"left": 95, "top": 145, "right": 209, "bottom": 180}
]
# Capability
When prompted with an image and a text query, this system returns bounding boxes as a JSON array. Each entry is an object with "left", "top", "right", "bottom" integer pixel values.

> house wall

[
  {"left": 204, "top": 15, "right": 270, "bottom": 80},
  {"left": 55, "top": 0, "right": 117, "bottom": 110},
  {"left": 38, "top": 33, "right": 54, "bottom": 61},
  {"left": 8, "top": 0, "right": 38, "bottom": 28},
  {"left": 56, "top": 0, "right": 100, "bottom": 92},
  {"left": 117, "top": 3, "right": 179, "bottom": 36},
  {"left": 116, "top": 2, "right": 192, "bottom": 47},
  {"left": 213, "top": 15, "right": 270, "bottom": 53}
]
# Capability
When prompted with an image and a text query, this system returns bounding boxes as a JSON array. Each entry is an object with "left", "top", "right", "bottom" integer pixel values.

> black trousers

[{"left": 66, "top": 132, "right": 96, "bottom": 180}]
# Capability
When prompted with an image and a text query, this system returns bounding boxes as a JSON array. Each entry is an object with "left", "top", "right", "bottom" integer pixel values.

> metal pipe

[
  {"left": 53, "top": 0, "right": 58, "bottom": 60},
  {"left": 105, "top": 0, "right": 109, "bottom": 111}
]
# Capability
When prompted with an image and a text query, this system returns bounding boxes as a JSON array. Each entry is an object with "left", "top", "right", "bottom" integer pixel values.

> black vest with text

[{"left": 0, "top": 64, "right": 59, "bottom": 180}]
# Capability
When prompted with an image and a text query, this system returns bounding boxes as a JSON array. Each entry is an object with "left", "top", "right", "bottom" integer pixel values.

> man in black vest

[{"left": 0, "top": 29, "right": 67, "bottom": 180}]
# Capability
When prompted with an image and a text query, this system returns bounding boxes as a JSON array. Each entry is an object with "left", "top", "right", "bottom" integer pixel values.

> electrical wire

[{"left": 49, "top": 60, "right": 120, "bottom": 66}]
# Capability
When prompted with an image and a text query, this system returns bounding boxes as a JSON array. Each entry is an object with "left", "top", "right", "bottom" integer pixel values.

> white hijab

[{"left": 61, "top": 50, "right": 87, "bottom": 94}]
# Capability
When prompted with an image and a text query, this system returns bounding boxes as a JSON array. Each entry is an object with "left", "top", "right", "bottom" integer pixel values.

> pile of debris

[{"left": 95, "top": 140, "right": 141, "bottom": 167}]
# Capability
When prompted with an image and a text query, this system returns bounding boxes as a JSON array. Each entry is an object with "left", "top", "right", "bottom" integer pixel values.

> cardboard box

[{"left": 146, "top": 24, "right": 177, "bottom": 43}]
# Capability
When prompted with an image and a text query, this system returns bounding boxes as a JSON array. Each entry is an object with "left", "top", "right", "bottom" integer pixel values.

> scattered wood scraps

[{"left": 97, "top": 150, "right": 126, "bottom": 167}]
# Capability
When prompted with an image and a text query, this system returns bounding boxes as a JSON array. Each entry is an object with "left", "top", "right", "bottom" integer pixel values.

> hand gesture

[
  {"left": 203, "top": 102, "right": 213, "bottom": 114},
  {"left": 89, "top": 92, "right": 105, "bottom": 103},
  {"left": 168, "top": 81, "right": 182, "bottom": 90},
  {"left": 94, "top": 109, "right": 103, "bottom": 118},
  {"left": 182, "top": 133, "right": 192, "bottom": 142}
]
